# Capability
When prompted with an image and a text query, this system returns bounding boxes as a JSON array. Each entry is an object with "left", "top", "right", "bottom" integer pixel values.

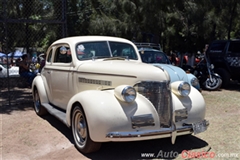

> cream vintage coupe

[{"left": 32, "top": 36, "right": 209, "bottom": 153}]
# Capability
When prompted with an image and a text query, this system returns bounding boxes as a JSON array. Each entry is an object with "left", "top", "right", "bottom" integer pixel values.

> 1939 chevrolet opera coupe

[{"left": 32, "top": 36, "right": 209, "bottom": 153}]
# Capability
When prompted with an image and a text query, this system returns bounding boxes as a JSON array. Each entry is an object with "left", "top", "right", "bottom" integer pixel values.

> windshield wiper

[
  {"left": 103, "top": 56, "right": 128, "bottom": 61},
  {"left": 90, "top": 56, "right": 110, "bottom": 61}
]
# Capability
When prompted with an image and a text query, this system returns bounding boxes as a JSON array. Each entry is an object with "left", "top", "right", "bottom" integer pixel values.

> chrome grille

[{"left": 134, "top": 81, "right": 172, "bottom": 128}]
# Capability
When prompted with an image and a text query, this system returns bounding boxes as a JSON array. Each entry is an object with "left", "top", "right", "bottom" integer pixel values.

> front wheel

[
  {"left": 203, "top": 76, "right": 222, "bottom": 91},
  {"left": 71, "top": 105, "right": 101, "bottom": 154}
]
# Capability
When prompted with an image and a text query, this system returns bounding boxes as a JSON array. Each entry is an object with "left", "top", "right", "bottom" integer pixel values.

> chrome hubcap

[{"left": 74, "top": 111, "right": 87, "bottom": 145}]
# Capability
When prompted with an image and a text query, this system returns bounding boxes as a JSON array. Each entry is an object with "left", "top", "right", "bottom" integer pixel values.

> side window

[
  {"left": 54, "top": 46, "right": 72, "bottom": 63},
  {"left": 47, "top": 49, "right": 52, "bottom": 62},
  {"left": 140, "top": 51, "right": 151, "bottom": 63},
  {"left": 109, "top": 42, "right": 138, "bottom": 60},
  {"left": 209, "top": 42, "right": 227, "bottom": 53}
]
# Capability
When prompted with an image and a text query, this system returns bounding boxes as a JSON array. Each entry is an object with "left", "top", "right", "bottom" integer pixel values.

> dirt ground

[{"left": 1, "top": 83, "right": 240, "bottom": 160}]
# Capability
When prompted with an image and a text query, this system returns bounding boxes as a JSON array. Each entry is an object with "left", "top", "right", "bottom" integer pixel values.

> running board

[{"left": 42, "top": 103, "right": 68, "bottom": 126}]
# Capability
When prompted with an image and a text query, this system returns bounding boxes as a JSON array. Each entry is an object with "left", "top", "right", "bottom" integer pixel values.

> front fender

[
  {"left": 32, "top": 75, "right": 49, "bottom": 104},
  {"left": 66, "top": 90, "right": 160, "bottom": 142},
  {"left": 212, "top": 73, "right": 221, "bottom": 78},
  {"left": 172, "top": 86, "right": 206, "bottom": 124}
]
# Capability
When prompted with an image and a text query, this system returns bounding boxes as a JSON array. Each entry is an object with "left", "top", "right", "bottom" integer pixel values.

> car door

[
  {"left": 42, "top": 48, "right": 54, "bottom": 102},
  {"left": 50, "top": 45, "right": 74, "bottom": 109}
]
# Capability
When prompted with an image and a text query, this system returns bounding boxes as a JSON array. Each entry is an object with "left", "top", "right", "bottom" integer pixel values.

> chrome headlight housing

[
  {"left": 211, "top": 64, "right": 214, "bottom": 69},
  {"left": 178, "top": 82, "right": 191, "bottom": 96},
  {"left": 171, "top": 81, "right": 191, "bottom": 97},
  {"left": 114, "top": 85, "right": 136, "bottom": 103},
  {"left": 191, "top": 77, "right": 199, "bottom": 87}
]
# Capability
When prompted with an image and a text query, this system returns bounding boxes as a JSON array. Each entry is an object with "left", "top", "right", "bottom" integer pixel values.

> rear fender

[
  {"left": 212, "top": 73, "right": 221, "bottom": 78},
  {"left": 32, "top": 75, "right": 49, "bottom": 104},
  {"left": 214, "top": 62, "right": 231, "bottom": 73}
]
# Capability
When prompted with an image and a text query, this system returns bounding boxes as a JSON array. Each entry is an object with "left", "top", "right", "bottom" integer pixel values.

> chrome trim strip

[
  {"left": 131, "top": 114, "right": 155, "bottom": 129},
  {"left": 77, "top": 71, "right": 137, "bottom": 78},
  {"left": 44, "top": 68, "right": 71, "bottom": 73},
  {"left": 78, "top": 77, "right": 112, "bottom": 86}
]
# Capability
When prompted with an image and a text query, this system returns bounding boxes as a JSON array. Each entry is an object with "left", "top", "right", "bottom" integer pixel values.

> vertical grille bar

[{"left": 134, "top": 81, "right": 172, "bottom": 128}]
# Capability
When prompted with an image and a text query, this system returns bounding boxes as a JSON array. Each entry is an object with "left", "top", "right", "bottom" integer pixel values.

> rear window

[{"left": 209, "top": 42, "right": 227, "bottom": 53}]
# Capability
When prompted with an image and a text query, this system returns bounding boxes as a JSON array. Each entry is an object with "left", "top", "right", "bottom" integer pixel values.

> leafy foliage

[
  {"left": 66, "top": 0, "right": 240, "bottom": 54},
  {"left": 1, "top": 0, "right": 240, "bottom": 55}
]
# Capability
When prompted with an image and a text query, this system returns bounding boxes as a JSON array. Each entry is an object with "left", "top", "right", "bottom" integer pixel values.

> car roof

[
  {"left": 52, "top": 36, "right": 134, "bottom": 46},
  {"left": 211, "top": 39, "right": 240, "bottom": 43},
  {"left": 134, "top": 42, "right": 162, "bottom": 51},
  {"left": 138, "top": 47, "right": 164, "bottom": 52}
]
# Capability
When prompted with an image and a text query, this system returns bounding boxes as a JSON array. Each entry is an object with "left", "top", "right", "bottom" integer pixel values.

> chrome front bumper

[{"left": 106, "top": 119, "right": 209, "bottom": 143}]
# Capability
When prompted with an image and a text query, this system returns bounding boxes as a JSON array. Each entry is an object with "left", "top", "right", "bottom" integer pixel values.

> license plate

[{"left": 192, "top": 120, "right": 208, "bottom": 134}]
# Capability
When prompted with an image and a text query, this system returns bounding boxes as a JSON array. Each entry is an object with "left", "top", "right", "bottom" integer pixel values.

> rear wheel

[
  {"left": 33, "top": 89, "right": 48, "bottom": 116},
  {"left": 71, "top": 105, "right": 101, "bottom": 154},
  {"left": 215, "top": 68, "right": 230, "bottom": 88}
]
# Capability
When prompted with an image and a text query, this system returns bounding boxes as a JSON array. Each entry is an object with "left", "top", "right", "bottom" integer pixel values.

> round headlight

[
  {"left": 191, "top": 77, "right": 199, "bottom": 87},
  {"left": 178, "top": 82, "right": 191, "bottom": 96},
  {"left": 122, "top": 86, "right": 136, "bottom": 102}
]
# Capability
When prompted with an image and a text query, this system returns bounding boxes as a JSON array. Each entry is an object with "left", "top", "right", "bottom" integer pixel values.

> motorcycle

[{"left": 183, "top": 54, "right": 222, "bottom": 91}]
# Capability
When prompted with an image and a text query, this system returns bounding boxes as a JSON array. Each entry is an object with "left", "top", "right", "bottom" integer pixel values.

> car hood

[
  {"left": 152, "top": 63, "right": 188, "bottom": 83},
  {"left": 78, "top": 60, "right": 170, "bottom": 88}
]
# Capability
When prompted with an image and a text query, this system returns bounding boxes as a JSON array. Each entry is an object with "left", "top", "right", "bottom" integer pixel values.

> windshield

[
  {"left": 76, "top": 41, "right": 138, "bottom": 60},
  {"left": 208, "top": 42, "right": 227, "bottom": 53},
  {"left": 139, "top": 51, "right": 170, "bottom": 64}
]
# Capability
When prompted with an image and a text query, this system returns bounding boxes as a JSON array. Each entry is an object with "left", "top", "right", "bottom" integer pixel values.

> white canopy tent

[
  {"left": 0, "top": 52, "right": 7, "bottom": 57},
  {"left": 7, "top": 50, "right": 23, "bottom": 57}
]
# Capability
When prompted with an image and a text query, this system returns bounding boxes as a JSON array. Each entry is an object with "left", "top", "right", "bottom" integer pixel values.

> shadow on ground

[
  {"left": 42, "top": 114, "right": 75, "bottom": 144},
  {"left": 0, "top": 100, "right": 33, "bottom": 114},
  {"left": 43, "top": 114, "right": 210, "bottom": 160},
  {"left": 85, "top": 136, "right": 210, "bottom": 160},
  {"left": 224, "top": 80, "right": 240, "bottom": 91},
  {"left": 0, "top": 88, "right": 33, "bottom": 114}
]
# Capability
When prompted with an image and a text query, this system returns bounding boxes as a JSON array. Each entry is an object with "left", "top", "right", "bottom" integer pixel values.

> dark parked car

[{"left": 206, "top": 39, "right": 240, "bottom": 87}]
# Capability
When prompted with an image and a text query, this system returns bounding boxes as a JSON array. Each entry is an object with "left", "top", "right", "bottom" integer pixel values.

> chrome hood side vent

[{"left": 134, "top": 81, "right": 173, "bottom": 128}]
